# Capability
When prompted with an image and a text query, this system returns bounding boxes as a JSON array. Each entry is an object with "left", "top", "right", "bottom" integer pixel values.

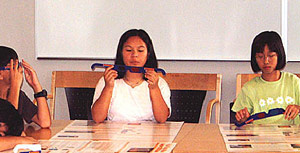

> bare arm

[
  {"left": 0, "top": 136, "right": 37, "bottom": 152},
  {"left": 92, "top": 66, "right": 117, "bottom": 123},
  {"left": 22, "top": 60, "right": 51, "bottom": 128},
  {"left": 146, "top": 71, "right": 169, "bottom": 123}
]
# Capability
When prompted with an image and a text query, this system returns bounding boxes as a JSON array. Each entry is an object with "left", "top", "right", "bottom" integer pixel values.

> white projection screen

[{"left": 35, "top": 0, "right": 282, "bottom": 60}]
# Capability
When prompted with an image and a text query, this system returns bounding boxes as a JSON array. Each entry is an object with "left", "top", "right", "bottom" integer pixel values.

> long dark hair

[{"left": 115, "top": 29, "right": 158, "bottom": 79}]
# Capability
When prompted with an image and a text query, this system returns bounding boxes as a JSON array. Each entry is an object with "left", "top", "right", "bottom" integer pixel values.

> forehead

[
  {"left": 255, "top": 45, "right": 276, "bottom": 54},
  {"left": 124, "top": 36, "right": 146, "bottom": 47}
]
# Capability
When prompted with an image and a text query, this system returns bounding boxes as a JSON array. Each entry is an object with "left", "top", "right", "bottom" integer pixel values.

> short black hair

[
  {"left": 0, "top": 46, "right": 19, "bottom": 67},
  {"left": 250, "top": 31, "right": 286, "bottom": 72},
  {"left": 114, "top": 29, "right": 158, "bottom": 79},
  {"left": 0, "top": 98, "right": 24, "bottom": 136}
]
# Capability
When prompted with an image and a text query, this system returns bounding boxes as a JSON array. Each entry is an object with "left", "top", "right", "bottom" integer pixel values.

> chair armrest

[
  {"left": 47, "top": 94, "right": 55, "bottom": 120},
  {"left": 205, "top": 98, "right": 220, "bottom": 124},
  {"left": 47, "top": 94, "right": 53, "bottom": 100}
]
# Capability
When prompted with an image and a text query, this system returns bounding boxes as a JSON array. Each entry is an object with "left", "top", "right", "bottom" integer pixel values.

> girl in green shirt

[{"left": 232, "top": 31, "right": 300, "bottom": 125}]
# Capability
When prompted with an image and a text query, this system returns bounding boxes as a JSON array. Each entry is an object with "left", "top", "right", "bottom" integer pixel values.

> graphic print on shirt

[{"left": 259, "top": 96, "right": 294, "bottom": 107}]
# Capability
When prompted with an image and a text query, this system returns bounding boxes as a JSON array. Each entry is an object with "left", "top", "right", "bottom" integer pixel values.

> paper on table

[
  {"left": 119, "top": 142, "right": 176, "bottom": 153},
  {"left": 226, "top": 143, "right": 294, "bottom": 152},
  {"left": 51, "top": 120, "right": 183, "bottom": 142},
  {"left": 39, "top": 140, "right": 90, "bottom": 152},
  {"left": 38, "top": 140, "right": 176, "bottom": 153}
]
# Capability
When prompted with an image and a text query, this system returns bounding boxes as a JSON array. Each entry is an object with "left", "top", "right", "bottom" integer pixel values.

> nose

[
  {"left": 263, "top": 56, "right": 269, "bottom": 64},
  {"left": 131, "top": 50, "right": 138, "bottom": 57}
]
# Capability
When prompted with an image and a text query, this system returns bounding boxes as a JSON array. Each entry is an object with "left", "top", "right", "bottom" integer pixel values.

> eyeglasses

[
  {"left": 255, "top": 54, "right": 277, "bottom": 61},
  {"left": 235, "top": 108, "right": 285, "bottom": 127},
  {"left": 91, "top": 63, "right": 166, "bottom": 76}
]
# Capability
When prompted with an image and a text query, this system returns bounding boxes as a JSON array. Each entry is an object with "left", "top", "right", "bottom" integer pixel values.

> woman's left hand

[
  {"left": 22, "top": 59, "right": 42, "bottom": 92},
  {"left": 145, "top": 70, "right": 159, "bottom": 89},
  {"left": 284, "top": 104, "right": 300, "bottom": 120}
]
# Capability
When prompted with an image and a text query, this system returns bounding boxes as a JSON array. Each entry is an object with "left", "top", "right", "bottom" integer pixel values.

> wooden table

[
  {"left": 24, "top": 121, "right": 297, "bottom": 153},
  {"left": 172, "top": 123, "right": 227, "bottom": 153}
]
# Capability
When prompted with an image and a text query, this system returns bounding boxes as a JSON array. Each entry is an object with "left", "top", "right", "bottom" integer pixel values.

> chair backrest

[
  {"left": 64, "top": 88, "right": 95, "bottom": 120},
  {"left": 162, "top": 73, "right": 222, "bottom": 124},
  {"left": 235, "top": 73, "right": 261, "bottom": 98},
  {"left": 49, "top": 71, "right": 104, "bottom": 120}
]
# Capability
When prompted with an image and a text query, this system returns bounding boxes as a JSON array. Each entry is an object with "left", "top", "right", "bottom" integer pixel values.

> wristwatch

[{"left": 34, "top": 89, "right": 48, "bottom": 99}]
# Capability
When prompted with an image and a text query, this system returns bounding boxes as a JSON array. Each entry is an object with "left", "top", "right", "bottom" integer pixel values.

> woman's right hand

[
  {"left": 10, "top": 59, "right": 23, "bottom": 89},
  {"left": 235, "top": 107, "right": 250, "bottom": 122},
  {"left": 103, "top": 66, "right": 118, "bottom": 88}
]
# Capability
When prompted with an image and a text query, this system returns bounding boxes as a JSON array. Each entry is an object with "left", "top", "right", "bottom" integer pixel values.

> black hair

[
  {"left": 250, "top": 31, "right": 286, "bottom": 72},
  {"left": 114, "top": 29, "right": 158, "bottom": 79},
  {"left": 0, "top": 98, "right": 24, "bottom": 136},
  {"left": 0, "top": 46, "right": 19, "bottom": 67}
]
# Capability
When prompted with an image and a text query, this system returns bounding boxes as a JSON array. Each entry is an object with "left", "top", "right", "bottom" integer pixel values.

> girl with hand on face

[
  {"left": 91, "top": 29, "right": 171, "bottom": 123},
  {"left": 232, "top": 31, "right": 300, "bottom": 125}
]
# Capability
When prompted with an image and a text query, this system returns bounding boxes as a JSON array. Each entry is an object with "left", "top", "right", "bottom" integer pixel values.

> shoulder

[
  {"left": 282, "top": 72, "right": 300, "bottom": 80},
  {"left": 242, "top": 76, "right": 261, "bottom": 89},
  {"left": 19, "top": 90, "right": 30, "bottom": 101},
  {"left": 281, "top": 72, "right": 300, "bottom": 86},
  {"left": 158, "top": 77, "right": 169, "bottom": 86}
]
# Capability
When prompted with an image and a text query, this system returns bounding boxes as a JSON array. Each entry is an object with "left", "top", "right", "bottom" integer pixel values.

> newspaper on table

[
  {"left": 51, "top": 120, "right": 183, "bottom": 142},
  {"left": 40, "top": 120, "right": 182, "bottom": 153},
  {"left": 38, "top": 140, "right": 176, "bottom": 153},
  {"left": 219, "top": 124, "right": 300, "bottom": 152}
]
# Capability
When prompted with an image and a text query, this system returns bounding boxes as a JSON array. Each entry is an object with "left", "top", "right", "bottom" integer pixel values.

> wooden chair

[
  {"left": 48, "top": 71, "right": 104, "bottom": 120},
  {"left": 162, "top": 73, "right": 222, "bottom": 124},
  {"left": 49, "top": 71, "right": 222, "bottom": 123},
  {"left": 235, "top": 73, "right": 261, "bottom": 98}
]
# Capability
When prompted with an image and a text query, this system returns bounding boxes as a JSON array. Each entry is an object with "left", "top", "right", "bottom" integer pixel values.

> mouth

[
  {"left": 263, "top": 66, "right": 272, "bottom": 70},
  {"left": 130, "top": 61, "right": 140, "bottom": 65}
]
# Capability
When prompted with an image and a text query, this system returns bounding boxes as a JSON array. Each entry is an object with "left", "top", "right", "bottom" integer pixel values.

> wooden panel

[
  {"left": 54, "top": 71, "right": 104, "bottom": 88},
  {"left": 163, "top": 73, "right": 218, "bottom": 91}
]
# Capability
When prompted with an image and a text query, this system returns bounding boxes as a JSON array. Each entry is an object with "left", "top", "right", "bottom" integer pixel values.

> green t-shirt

[{"left": 232, "top": 72, "right": 300, "bottom": 125}]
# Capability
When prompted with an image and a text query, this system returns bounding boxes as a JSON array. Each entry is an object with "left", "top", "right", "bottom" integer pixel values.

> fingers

[
  {"left": 22, "top": 59, "right": 34, "bottom": 70},
  {"left": 104, "top": 66, "right": 118, "bottom": 79},
  {"left": 145, "top": 70, "right": 158, "bottom": 87},
  {"left": 235, "top": 107, "right": 249, "bottom": 121},
  {"left": 22, "top": 59, "right": 36, "bottom": 74},
  {"left": 104, "top": 66, "right": 118, "bottom": 87},
  {"left": 284, "top": 105, "right": 300, "bottom": 120},
  {"left": 10, "top": 59, "right": 23, "bottom": 82}
]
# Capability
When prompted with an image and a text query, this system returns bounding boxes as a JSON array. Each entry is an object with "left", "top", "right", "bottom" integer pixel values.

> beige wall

[{"left": 1, "top": 0, "right": 300, "bottom": 123}]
